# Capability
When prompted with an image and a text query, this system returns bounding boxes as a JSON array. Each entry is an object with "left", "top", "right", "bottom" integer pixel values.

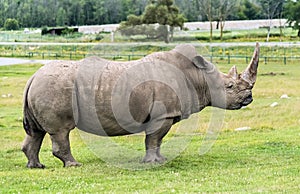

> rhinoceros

[{"left": 22, "top": 43, "right": 260, "bottom": 168}]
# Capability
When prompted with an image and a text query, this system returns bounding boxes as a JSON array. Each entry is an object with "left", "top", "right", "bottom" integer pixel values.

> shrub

[
  {"left": 41, "top": 27, "right": 48, "bottom": 35},
  {"left": 95, "top": 33, "right": 104, "bottom": 41},
  {"left": 61, "top": 28, "right": 74, "bottom": 35},
  {"left": 4, "top": 18, "right": 19, "bottom": 30}
]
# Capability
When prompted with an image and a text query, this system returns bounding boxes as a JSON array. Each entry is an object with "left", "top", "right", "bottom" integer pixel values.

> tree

[
  {"left": 94, "top": 0, "right": 109, "bottom": 24},
  {"left": 4, "top": 18, "right": 19, "bottom": 30},
  {"left": 234, "top": 0, "right": 263, "bottom": 20},
  {"left": 258, "top": 0, "right": 285, "bottom": 42},
  {"left": 174, "top": 0, "right": 200, "bottom": 22},
  {"left": 143, "top": 0, "right": 185, "bottom": 43},
  {"left": 216, "top": 0, "right": 239, "bottom": 40},
  {"left": 57, "top": 7, "right": 68, "bottom": 26},
  {"left": 1, "top": 0, "right": 289, "bottom": 29},
  {"left": 243, "top": 0, "right": 262, "bottom": 20},
  {"left": 82, "top": 0, "right": 95, "bottom": 25},
  {"left": 197, "top": 0, "right": 219, "bottom": 42},
  {"left": 284, "top": 0, "right": 300, "bottom": 37},
  {"left": 0, "top": 3, "right": 5, "bottom": 27},
  {"left": 119, "top": 0, "right": 185, "bottom": 43},
  {"left": 197, "top": 0, "right": 242, "bottom": 41}
]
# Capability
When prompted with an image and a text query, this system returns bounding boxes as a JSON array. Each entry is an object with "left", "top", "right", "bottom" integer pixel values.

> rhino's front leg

[
  {"left": 142, "top": 119, "right": 173, "bottom": 163},
  {"left": 50, "top": 130, "right": 81, "bottom": 167}
]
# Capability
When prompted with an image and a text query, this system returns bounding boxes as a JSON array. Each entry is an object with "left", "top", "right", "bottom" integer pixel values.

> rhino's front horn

[{"left": 242, "top": 42, "right": 260, "bottom": 84}]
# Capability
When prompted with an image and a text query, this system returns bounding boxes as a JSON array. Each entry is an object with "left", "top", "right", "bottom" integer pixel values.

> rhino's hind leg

[
  {"left": 142, "top": 119, "right": 173, "bottom": 163},
  {"left": 50, "top": 130, "right": 81, "bottom": 167},
  {"left": 22, "top": 130, "right": 46, "bottom": 168}
]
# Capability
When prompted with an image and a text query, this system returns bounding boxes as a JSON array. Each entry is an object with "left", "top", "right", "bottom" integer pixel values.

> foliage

[
  {"left": 174, "top": 0, "right": 200, "bottom": 21},
  {"left": 56, "top": 7, "right": 68, "bottom": 26},
  {"left": 197, "top": 0, "right": 239, "bottom": 41},
  {"left": 0, "top": 0, "right": 295, "bottom": 29},
  {"left": 118, "top": 23, "right": 157, "bottom": 38},
  {"left": 258, "top": 0, "right": 285, "bottom": 20},
  {"left": 0, "top": 0, "right": 148, "bottom": 28},
  {"left": 61, "top": 28, "right": 75, "bottom": 35},
  {"left": 1, "top": 60, "right": 300, "bottom": 193},
  {"left": 119, "top": 0, "right": 186, "bottom": 43},
  {"left": 95, "top": 33, "right": 104, "bottom": 41},
  {"left": 242, "top": 0, "right": 263, "bottom": 20},
  {"left": 215, "top": 0, "right": 240, "bottom": 40},
  {"left": 143, "top": 0, "right": 185, "bottom": 28},
  {"left": 41, "top": 27, "right": 48, "bottom": 35},
  {"left": 3, "top": 18, "right": 19, "bottom": 30},
  {"left": 284, "top": 0, "right": 300, "bottom": 37}
]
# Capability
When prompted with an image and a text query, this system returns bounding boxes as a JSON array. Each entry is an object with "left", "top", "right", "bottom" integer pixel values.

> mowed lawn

[{"left": 0, "top": 57, "right": 300, "bottom": 193}]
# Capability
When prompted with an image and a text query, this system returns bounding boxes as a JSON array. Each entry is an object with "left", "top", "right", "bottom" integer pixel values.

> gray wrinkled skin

[{"left": 22, "top": 43, "right": 260, "bottom": 168}]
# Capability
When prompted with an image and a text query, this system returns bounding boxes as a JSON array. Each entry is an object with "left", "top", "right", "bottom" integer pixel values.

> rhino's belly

[
  {"left": 73, "top": 79, "right": 149, "bottom": 137},
  {"left": 74, "top": 83, "right": 151, "bottom": 136},
  {"left": 75, "top": 109, "right": 145, "bottom": 137}
]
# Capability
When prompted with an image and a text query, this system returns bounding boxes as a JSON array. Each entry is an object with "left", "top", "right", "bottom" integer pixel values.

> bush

[
  {"left": 95, "top": 33, "right": 104, "bottom": 41},
  {"left": 118, "top": 24, "right": 157, "bottom": 38},
  {"left": 4, "top": 18, "right": 19, "bottom": 30},
  {"left": 195, "top": 36, "right": 210, "bottom": 41},
  {"left": 61, "top": 28, "right": 74, "bottom": 35},
  {"left": 41, "top": 27, "right": 48, "bottom": 35}
]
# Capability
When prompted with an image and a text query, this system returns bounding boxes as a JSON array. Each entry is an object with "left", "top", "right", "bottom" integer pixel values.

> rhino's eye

[
  {"left": 248, "top": 83, "right": 254, "bottom": 89},
  {"left": 226, "top": 82, "right": 234, "bottom": 89}
]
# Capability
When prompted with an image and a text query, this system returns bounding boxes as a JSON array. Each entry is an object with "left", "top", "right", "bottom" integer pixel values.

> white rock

[
  {"left": 1, "top": 94, "right": 7, "bottom": 98},
  {"left": 280, "top": 94, "right": 289, "bottom": 99},
  {"left": 235, "top": 126, "right": 251, "bottom": 131},
  {"left": 270, "top": 102, "right": 279, "bottom": 107},
  {"left": 7, "top": 94, "right": 13, "bottom": 98}
]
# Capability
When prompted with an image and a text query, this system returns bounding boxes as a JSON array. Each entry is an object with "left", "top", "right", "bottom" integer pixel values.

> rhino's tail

[{"left": 23, "top": 75, "right": 44, "bottom": 136}]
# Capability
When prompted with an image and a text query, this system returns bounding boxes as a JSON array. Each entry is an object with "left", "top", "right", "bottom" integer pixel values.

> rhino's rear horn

[
  {"left": 242, "top": 42, "right": 260, "bottom": 84},
  {"left": 228, "top": 65, "right": 238, "bottom": 79}
]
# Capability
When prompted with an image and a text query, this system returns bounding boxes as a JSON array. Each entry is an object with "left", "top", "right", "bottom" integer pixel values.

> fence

[{"left": 0, "top": 43, "right": 300, "bottom": 65}]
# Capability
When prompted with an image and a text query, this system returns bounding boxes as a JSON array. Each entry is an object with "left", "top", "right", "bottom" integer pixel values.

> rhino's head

[
  {"left": 222, "top": 43, "right": 260, "bottom": 109},
  {"left": 191, "top": 43, "right": 260, "bottom": 110}
]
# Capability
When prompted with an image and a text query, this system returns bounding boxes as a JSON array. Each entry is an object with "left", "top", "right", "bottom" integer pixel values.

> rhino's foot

[
  {"left": 64, "top": 161, "right": 82, "bottom": 167},
  {"left": 26, "top": 162, "right": 45, "bottom": 169},
  {"left": 142, "top": 149, "right": 166, "bottom": 163}
]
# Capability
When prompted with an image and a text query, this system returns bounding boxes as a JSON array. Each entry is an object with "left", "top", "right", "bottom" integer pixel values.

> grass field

[
  {"left": 0, "top": 58, "right": 300, "bottom": 193},
  {"left": 0, "top": 27, "right": 299, "bottom": 43},
  {"left": 0, "top": 27, "right": 299, "bottom": 61}
]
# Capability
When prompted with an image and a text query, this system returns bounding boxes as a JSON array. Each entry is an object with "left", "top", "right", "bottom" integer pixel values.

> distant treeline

[{"left": 0, "top": 0, "right": 283, "bottom": 28}]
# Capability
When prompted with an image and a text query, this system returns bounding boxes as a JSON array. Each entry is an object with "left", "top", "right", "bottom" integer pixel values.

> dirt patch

[{"left": 260, "top": 72, "right": 286, "bottom": 76}]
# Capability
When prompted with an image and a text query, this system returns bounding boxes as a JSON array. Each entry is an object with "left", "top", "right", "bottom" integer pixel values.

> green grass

[
  {"left": 189, "top": 27, "right": 299, "bottom": 42},
  {"left": 0, "top": 60, "right": 300, "bottom": 193},
  {"left": 2, "top": 43, "right": 300, "bottom": 65}
]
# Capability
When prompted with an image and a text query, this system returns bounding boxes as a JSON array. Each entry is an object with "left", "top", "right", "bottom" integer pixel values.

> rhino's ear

[
  {"left": 228, "top": 65, "right": 238, "bottom": 79},
  {"left": 192, "top": 56, "right": 215, "bottom": 73},
  {"left": 174, "top": 44, "right": 198, "bottom": 59}
]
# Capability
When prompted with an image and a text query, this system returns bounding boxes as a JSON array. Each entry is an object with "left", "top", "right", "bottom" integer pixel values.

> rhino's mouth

[
  {"left": 242, "top": 94, "right": 253, "bottom": 106},
  {"left": 228, "top": 94, "right": 253, "bottom": 110}
]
